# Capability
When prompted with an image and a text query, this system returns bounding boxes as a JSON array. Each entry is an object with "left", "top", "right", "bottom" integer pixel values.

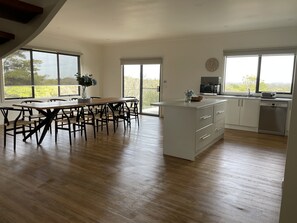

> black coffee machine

[{"left": 200, "top": 76, "right": 221, "bottom": 95}]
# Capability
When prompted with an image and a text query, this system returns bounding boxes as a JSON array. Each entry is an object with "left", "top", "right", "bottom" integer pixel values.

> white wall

[{"left": 102, "top": 27, "right": 297, "bottom": 100}]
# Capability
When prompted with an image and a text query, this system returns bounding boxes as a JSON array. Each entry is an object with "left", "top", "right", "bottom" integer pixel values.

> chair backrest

[
  {"left": 125, "top": 97, "right": 139, "bottom": 111},
  {"left": 48, "top": 98, "right": 67, "bottom": 102},
  {"left": 21, "top": 99, "right": 43, "bottom": 104},
  {"left": 21, "top": 100, "right": 43, "bottom": 115},
  {"left": 0, "top": 107, "right": 23, "bottom": 125}
]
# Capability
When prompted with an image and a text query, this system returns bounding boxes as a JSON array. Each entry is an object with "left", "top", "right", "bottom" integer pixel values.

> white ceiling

[{"left": 42, "top": 0, "right": 297, "bottom": 44}]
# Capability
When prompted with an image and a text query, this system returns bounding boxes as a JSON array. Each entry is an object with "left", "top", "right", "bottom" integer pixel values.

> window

[
  {"left": 224, "top": 50, "right": 296, "bottom": 95},
  {"left": 2, "top": 49, "right": 80, "bottom": 99}
]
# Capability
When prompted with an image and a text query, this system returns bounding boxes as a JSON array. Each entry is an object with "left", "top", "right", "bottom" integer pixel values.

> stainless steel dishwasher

[{"left": 258, "top": 100, "right": 288, "bottom": 135}]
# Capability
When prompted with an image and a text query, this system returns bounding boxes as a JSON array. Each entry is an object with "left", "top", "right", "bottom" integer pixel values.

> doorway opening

[{"left": 121, "top": 59, "right": 162, "bottom": 116}]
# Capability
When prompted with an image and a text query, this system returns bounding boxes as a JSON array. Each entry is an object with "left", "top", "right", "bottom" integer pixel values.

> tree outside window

[
  {"left": 224, "top": 53, "right": 295, "bottom": 95},
  {"left": 2, "top": 49, "right": 80, "bottom": 99}
]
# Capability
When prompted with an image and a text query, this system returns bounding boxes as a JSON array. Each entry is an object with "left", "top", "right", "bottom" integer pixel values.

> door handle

[
  {"left": 200, "top": 134, "right": 211, "bottom": 140},
  {"left": 200, "top": 115, "right": 212, "bottom": 120},
  {"left": 157, "top": 86, "right": 160, "bottom": 92}
]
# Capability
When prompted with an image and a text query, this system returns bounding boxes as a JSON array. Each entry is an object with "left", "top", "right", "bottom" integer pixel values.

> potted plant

[{"left": 75, "top": 73, "right": 97, "bottom": 101}]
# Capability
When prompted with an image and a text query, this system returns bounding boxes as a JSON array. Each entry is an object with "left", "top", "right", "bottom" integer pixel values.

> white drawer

[
  {"left": 195, "top": 124, "right": 213, "bottom": 153},
  {"left": 214, "top": 119, "right": 225, "bottom": 138},
  {"left": 196, "top": 106, "right": 213, "bottom": 130},
  {"left": 214, "top": 102, "right": 225, "bottom": 122}
]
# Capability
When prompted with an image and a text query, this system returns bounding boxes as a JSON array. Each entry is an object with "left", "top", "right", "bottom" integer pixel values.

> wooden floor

[{"left": 0, "top": 116, "right": 287, "bottom": 223}]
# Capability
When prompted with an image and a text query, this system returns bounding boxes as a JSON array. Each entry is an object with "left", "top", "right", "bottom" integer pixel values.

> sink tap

[{"left": 247, "top": 88, "right": 251, "bottom": 97}]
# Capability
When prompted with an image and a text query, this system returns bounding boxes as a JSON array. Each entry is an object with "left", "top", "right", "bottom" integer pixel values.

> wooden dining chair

[
  {"left": 54, "top": 106, "right": 87, "bottom": 145},
  {"left": 124, "top": 98, "right": 139, "bottom": 126},
  {"left": 108, "top": 102, "right": 130, "bottom": 132},
  {"left": 48, "top": 98, "right": 74, "bottom": 133},
  {"left": 0, "top": 107, "right": 38, "bottom": 150},
  {"left": 84, "top": 104, "right": 109, "bottom": 137},
  {"left": 21, "top": 100, "right": 45, "bottom": 129}
]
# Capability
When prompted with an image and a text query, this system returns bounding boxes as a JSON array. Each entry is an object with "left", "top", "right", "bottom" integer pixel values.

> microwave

[{"left": 200, "top": 76, "right": 221, "bottom": 95}]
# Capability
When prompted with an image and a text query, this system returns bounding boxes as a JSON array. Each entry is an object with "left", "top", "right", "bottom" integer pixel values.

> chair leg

[
  {"left": 68, "top": 129, "right": 75, "bottom": 146},
  {"left": 73, "top": 124, "right": 76, "bottom": 138},
  {"left": 13, "top": 128, "right": 17, "bottom": 151},
  {"left": 106, "top": 119, "right": 109, "bottom": 135},
  {"left": 55, "top": 121, "right": 58, "bottom": 143},
  {"left": 83, "top": 123, "right": 87, "bottom": 141},
  {"left": 93, "top": 119, "right": 96, "bottom": 138},
  {"left": 69, "top": 123, "right": 72, "bottom": 145},
  {"left": 22, "top": 125, "right": 26, "bottom": 140},
  {"left": 113, "top": 119, "right": 116, "bottom": 133},
  {"left": 4, "top": 127, "right": 7, "bottom": 147},
  {"left": 123, "top": 117, "right": 126, "bottom": 130},
  {"left": 34, "top": 122, "right": 38, "bottom": 143},
  {"left": 96, "top": 119, "right": 99, "bottom": 132}
]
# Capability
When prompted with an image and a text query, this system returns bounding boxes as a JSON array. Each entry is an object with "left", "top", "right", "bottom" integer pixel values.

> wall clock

[{"left": 205, "top": 58, "right": 219, "bottom": 72}]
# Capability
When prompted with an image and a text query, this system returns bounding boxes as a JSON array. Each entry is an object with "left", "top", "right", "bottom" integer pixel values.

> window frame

[
  {"left": 223, "top": 48, "right": 297, "bottom": 95},
  {"left": 2, "top": 48, "right": 81, "bottom": 100}
]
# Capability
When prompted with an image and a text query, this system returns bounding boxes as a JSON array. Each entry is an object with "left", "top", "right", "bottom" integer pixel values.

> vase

[
  {"left": 81, "top": 86, "right": 87, "bottom": 99},
  {"left": 185, "top": 95, "right": 192, "bottom": 103}
]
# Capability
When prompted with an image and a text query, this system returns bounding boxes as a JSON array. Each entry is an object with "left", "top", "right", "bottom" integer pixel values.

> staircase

[{"left": 0, "top": 0, "right": 66, "bottom": 58}]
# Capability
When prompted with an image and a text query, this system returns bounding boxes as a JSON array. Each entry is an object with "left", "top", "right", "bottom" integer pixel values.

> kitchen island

[{"left": 152, "top": 99, "right": 226, "bottom": 161}]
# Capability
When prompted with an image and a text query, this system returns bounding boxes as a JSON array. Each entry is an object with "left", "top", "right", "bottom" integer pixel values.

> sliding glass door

[{"left": 122, "top": 59, "right": 161, "bottom": 116}]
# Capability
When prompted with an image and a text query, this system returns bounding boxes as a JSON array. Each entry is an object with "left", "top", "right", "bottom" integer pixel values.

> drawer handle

[
  {"left": 200, "top": 115, "right": 212, "bottom": 120},
  {"left": 200, "top": 134, "right": 211, "bottom": 140},
  {"left": 216, "top": 111, "right": 224, "bottom": 115},
  {"left": 215, "top": 127, "right": 222, "bottom": 132}
]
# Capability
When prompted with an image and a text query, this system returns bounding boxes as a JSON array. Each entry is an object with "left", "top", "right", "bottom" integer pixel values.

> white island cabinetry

[{"left": 153, "top": 99, "right": 226, "bottom": 161}]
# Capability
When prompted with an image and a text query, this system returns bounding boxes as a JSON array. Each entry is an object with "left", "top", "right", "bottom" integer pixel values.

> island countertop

[{"left": 151, "top": 98, "right": 227, "bottom": 109}]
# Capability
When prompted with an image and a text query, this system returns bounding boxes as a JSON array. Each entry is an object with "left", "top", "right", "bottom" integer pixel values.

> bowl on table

[{"left": 191, "top": 96, "right": 203, "bottom": 102}]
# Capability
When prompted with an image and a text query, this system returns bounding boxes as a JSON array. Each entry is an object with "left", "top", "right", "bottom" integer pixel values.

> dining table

[{"left": 13, "top": 97, "right": 137, "bottom": 145}]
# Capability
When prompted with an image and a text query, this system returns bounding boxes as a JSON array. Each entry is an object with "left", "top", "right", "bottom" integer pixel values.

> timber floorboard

[{"left": 0, "top": 116, "right": 287, "bottom": 223}]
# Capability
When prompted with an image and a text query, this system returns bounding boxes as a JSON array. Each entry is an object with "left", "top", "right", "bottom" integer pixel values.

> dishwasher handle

[{"left": 260, "top": 101, "right": 288, "bottom": 108}]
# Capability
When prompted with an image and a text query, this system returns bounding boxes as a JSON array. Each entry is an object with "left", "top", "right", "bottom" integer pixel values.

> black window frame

[
  {"left": 2, "top": 48, "right": 81, "bottom": 100},
  {"left": 224, "top": 49, "right": 296, "bottom": 95}
]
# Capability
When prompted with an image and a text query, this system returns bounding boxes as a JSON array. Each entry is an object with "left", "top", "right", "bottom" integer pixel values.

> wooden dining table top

[{"left": 13, "top": 97, "right": 137, "bottom": 110}]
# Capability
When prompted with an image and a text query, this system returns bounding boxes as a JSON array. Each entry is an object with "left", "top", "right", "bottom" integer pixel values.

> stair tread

[
  {"left": 0, "top": 30, "right": 15, "bottom": 44},
  {"left": 0, "top": 0, "right": 43, "bottom": 23}
]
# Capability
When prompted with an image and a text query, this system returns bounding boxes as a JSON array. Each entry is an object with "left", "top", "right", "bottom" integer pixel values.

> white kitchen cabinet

[
  {"left": 225, "top": 98, "right": 260, "bottom": 129},
  {"left": 152, "top": 99, "right": 226, "bottom": 161},
  {"left": 225, "top": 98, "right": 241, "bottom": 125},
  {"left": 214, "top": 102, "right": 226, "bottom": 138},
  {"left": 241, "top": 99, "right": 260, "bottom": 127}
]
